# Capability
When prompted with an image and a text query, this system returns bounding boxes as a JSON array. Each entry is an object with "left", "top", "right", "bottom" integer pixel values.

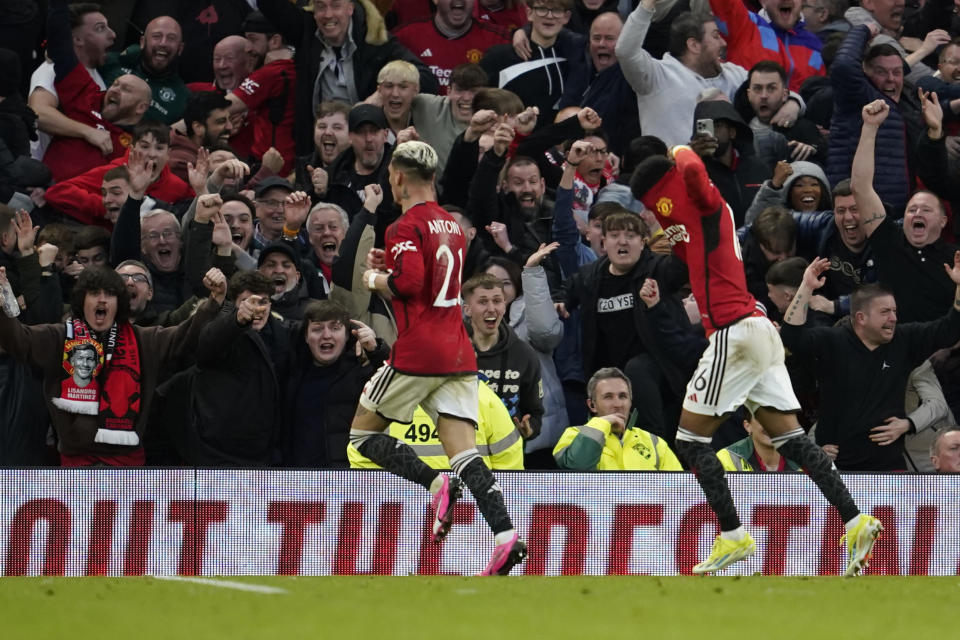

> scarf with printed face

[{"left": 51, "top": 317, "right": 142, "bottom": 446}]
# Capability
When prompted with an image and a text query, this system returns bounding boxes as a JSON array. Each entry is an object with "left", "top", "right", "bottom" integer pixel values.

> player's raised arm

[{"left": 671, "top": 145, "right": 723, "bottom": 213}]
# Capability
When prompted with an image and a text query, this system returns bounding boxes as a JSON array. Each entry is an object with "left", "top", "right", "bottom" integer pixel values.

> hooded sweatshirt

[
  {"left": 470, "top": 322, "right": 544, "bottom": 441},
  {"left": 744, "top": 160, "right": 833, "bottom": 226}
]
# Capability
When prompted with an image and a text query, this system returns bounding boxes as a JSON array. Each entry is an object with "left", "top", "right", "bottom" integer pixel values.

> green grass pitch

[{"left": 2, "top": 576, "right": 956, "bottom": 639}]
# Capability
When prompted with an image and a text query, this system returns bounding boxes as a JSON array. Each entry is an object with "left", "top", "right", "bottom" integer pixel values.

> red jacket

[
  {"left": 45, "top": 154, "right": 195, "bottom": 227},
  {"left": 709, "top": 0, "right": 824, "bottom": 92},
  {"left": 44, "top": 65, "right": 129, "bottom": 182}
]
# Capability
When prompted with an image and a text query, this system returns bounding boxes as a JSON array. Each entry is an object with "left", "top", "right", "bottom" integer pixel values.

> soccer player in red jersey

[
  {"left": 349, "top": 140, "right": 527, "bottom": 575},
  {"left": 626, "top": 143, "right": 881, "bottom": 576}
]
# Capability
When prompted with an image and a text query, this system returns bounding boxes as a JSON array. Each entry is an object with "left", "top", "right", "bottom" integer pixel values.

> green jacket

[
  {"left": 100, "top": 46, "right": 188, "bottom": 124},
  {"left": 718, "top": 436, "right": 802, "bottom": 472}
]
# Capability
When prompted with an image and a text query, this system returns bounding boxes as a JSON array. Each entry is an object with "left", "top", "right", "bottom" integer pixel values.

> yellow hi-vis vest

[
  {"left": 553, "top": 417, "right": 683, "bottom": 471},
  {"left": 348, "top": 381, "right": 524, "bottom": 470}
]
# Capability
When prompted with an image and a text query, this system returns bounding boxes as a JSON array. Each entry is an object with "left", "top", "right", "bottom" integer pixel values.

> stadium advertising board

[{"left": 1, "top": 470, "right": 957, "bottom": 576}]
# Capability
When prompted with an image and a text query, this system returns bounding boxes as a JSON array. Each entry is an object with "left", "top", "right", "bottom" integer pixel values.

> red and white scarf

[{"left": 51, "top": 317, "right": 142, "bottom": 446}]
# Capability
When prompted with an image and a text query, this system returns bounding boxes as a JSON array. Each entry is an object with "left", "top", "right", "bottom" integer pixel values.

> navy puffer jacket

[{"left": 827, "top": 25, "right": 920, "bottom": 215}]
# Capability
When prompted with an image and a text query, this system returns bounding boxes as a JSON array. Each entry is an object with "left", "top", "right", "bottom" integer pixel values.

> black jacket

[
  {"left": 325, "top": 143, "right": 399, "bottom": 246},
  {"left": 781, "top": 309, "right": 960, "bottom": 471},
  {"left": 257, "top": 0, "right": 437, "bottom": 155},
  {"left": 281, "top": 331, "right": 388, "bottom": 467},
  {"left": 558, "top": 251, "right": 692, "bottom": 394},
  {"left": 175, "top": 304, "right": 296, "bottom": 466},
  {"left": 470, "top": 322, "right": 544, "bottom": 440},
  {"left": 703, "top": 153, "right": 770, "bottom": 229}
]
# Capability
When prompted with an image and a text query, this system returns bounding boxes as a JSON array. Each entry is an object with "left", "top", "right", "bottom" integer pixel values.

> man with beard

[
  {"left": 326, "top": 105, "right": 396, "bottom": 239},
  {"left": 782, "top": 257, "right": 960, "bottom": 471},
  {"left": 100, "top": 16, "right": 189, "bottom": 124},
  {"left": 853, "top": 99, "right": 959, "bottom": 323},
  {"left": 257, "top": 242, "right": 317, "bottom": 321},
  {"left": 619, "top": 1, "right": 803, "bottom": 148},
  {"left": 394, "top": 0, "right": 509, "bottom": 94},
  {"left": 244, "top": 11, "right": 286, "bottom": 71},
  {"left": 44, "top": 121, "right": 194, "bottom": 226},
  {"left": 43, "top": 0, "right": 152, "bottom": 182},
  {"left": 709, "top": 0, "right": 824, "bottom": 91},
  {"left": 29, "top": 2, "right": 115, "bottom": 162},
  {"left": 295, "top": 101, "right": 352, "bottom": 200},
  {"left": 168, "top": 92, "right": 234, "bottom": 183},
  {"left": 257, "top": 0, "right": 437, "bottom": 157},
  {"left": 0, "top": 265, "right": 222, "bottom": 466},
  {"left": 467, "top": 121, "right": 553, "bottom": 266}
]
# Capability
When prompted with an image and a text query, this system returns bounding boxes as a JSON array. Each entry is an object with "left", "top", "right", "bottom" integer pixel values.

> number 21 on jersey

[{"left": 433, "top": 244, "right": 464, "bottom": 308}]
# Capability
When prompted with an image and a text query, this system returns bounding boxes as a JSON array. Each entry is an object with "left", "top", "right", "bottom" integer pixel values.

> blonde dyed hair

[{"left": 377, "top": 60, "right": 420, "bottom": 87}]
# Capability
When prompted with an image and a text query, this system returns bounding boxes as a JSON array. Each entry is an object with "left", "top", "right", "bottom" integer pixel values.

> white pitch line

[{"left": 153, "top": 575, "right": 289, "bottom": 594}]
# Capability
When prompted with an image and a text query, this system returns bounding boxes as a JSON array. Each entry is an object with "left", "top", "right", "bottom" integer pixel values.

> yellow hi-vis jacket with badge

[
  {"left": 348, "top": 381, "right": 524, "bottom": 470},
  {"left": 553, "top": 417, "right": 683, "bottom": 471}
]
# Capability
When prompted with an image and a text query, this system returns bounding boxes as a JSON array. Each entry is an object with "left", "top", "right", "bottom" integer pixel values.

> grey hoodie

[{"left": 744, "top": 160, "right": 832, "bottom": 225}]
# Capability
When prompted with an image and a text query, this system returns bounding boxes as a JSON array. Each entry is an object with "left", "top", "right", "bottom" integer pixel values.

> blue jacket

[{"left": 827, "top": 25, "right": 919, "bottom": 214}]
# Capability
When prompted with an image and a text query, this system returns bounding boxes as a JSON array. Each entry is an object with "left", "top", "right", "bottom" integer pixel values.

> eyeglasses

[
  {"left": 143, "top": 229, "right": 180, "bottom": 242},
  {"left": 590, "top": 147, "right": 609, "bottom": 155},
  {"left": 531, "top": 5, "right": 568, "bottom": 17},
  {"left": 118, "top": 273, "right": 150, "bottom": 284},
  {"left": 257, "top": 199, "right": 286, "bottom": 210}
]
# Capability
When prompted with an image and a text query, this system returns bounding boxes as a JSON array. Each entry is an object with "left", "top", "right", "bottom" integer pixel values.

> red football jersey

[
  {"left": 45, "top": 65, "right": 128, "bottom": 182},
  {"left": 639, "top": 147, "right": 761, "bottom": 335},
  {"left": 393, "top": 19, "right": 509, "bottom": 94},
  {"left": 233, "top": 59, "right": 297, "bottom": 174},
  {"left": 385, "top": 202, "right": 477, "bottom": 375}
]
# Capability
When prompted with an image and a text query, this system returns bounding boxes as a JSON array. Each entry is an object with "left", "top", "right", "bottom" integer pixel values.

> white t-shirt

[{"left": 28, "top": 61, "right": 106, "bottom": 160}]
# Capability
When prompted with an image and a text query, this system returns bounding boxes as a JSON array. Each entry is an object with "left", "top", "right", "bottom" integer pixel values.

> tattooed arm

[
  {"left": 850, "top": 100, "right": 889, "bottom": 239},
  {"left": 783, "top": 257, "right": 832, "bottom": 327}
]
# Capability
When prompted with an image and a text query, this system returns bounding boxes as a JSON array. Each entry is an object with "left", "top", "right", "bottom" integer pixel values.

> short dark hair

[
  {"left": 450, "top": 63, "right": 487, "bottom": 91},
  {"left": 630, "top": 155, "right": 674, "bottom": 201},
  {"left": 504, "top": 155, "right": 540, "bottom": 179},
  {"left": 623, "top": 135, "right": 668, "bottom": 175},
  {"left": 850, "top": 282, "right": 896, "bottom": 317},
  {"left": 303, "top": 299, "right": 351, "bottom": 326},
  {"left": 668, "top": 12, "right": 712, "bottom": 59},
  {"left": 221, "top": 191, "right": 256, "bottom": 216},
  {"left": 472, "top": 88, "right": 524, "bottom": 116},
  {"left": 315, "top": 100, "right": 351, "bottom": 121},
  {"left": 483, "top": 256, "right": 523, "bottom": 298},
  {"left": 132, "top": 120, "right": 170, "bottom": 146},
  {"left": 462, "top": 272, "right": 504, "bottom": 299},
  {"left": 832, "top": 178, "right": 852, "bottom": 199},
  {"left": 102, "top": 165, "right": 130, "bottom": 184},
  {"left": 864, "top": 43, "right": 902, "bottom": 65},
  {"left": 752, "top": 206, "right": 796, "bottom": 254},
  {"left": 765, "top": 256, "right": 808, "bottom": 287},
  {"left": 70, "top": 267, "right": 130, "bottom": 323},
  {"left": 74, "top": 226, "right": 111, "bottom": 253},
  {"left": 748, "top": 60, "right": 788, "bottom": 86},
  {"left": 589, "top": 201, "right": 629, "bottom": 223},
  {"left": 587, "top": 367, "right": 632, "bottom": 403},
  {"left": 183, "top": 92, "right": 231, "bottom": 139},
  {"left": 603, "top": 211, "right": 649, "bottom": 237},
  {"left": 68, "top": 3, "right": 103, "bottom": 30},
  {"left": 37, "top": 223, "right": 76, "bottom": 254},
  {"left": 227, "top": 270, "right": 274, "bottom": 302}
]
